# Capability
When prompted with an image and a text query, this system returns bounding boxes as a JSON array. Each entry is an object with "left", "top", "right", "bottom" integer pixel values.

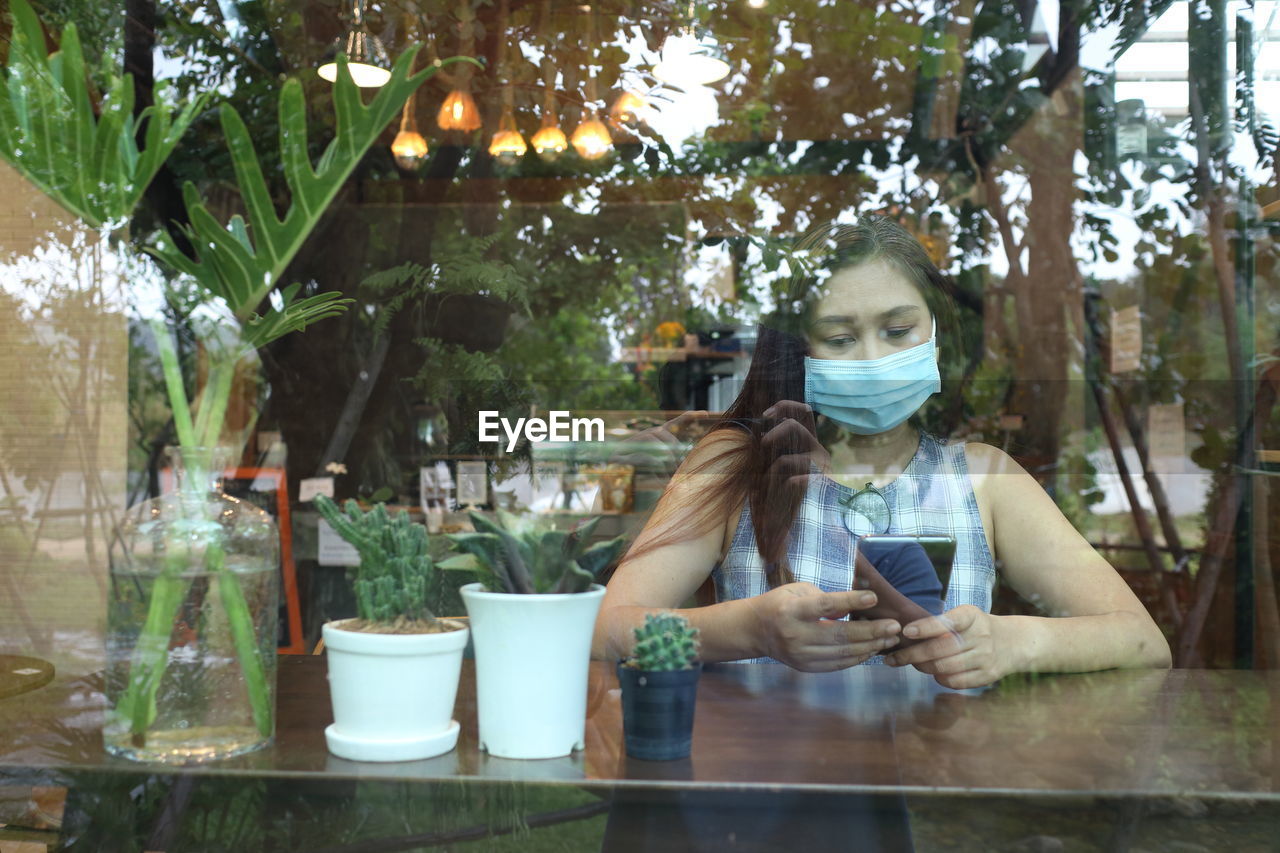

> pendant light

[
  {"left": 531, "top": 4, "right": 568, "bottom": 161},
  {"left": 438, "top": 89, "right": 482, "bottom": 132},
  {"left": 652, "top": 3, "right": 730, "bottom": 87},
  {"left": 486, "top": 0, "right": 527, "bottom": 164},
  {"left": 318, "top": 0, "right": 392, "bottom": 88},
  {"left": 437, "top": 2, "right": 482, "bottom": 132},
  {"left": 392, "top": 97, "right": 429, "bottom": 169},
  {"left": 571, "top": 110, "right": 612, "bottom": 160},
  {"left": 532, "top": 110, "right": 568, "bottom": 161},
  {"left": 609, "top": 89, "right": 648, "bottom": 125},
  {"left": 489, "top": 109, "right": 528, "bottom": 164},
  {"left": 572, "top": 4, "right": 612, "bottom": 160},
  {"left": 391, "top": 14, "right": 429, "bottom": 170}
]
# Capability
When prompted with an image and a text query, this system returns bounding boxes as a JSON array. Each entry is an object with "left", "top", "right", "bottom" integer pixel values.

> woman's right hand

[{"left": 751, "top": 582, "right": 902, "bottom": 672}]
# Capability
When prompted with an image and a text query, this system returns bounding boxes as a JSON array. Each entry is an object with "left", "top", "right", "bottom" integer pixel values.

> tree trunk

[{"left": 1004, "top": 73, "right": 1084, "bottom": 492}]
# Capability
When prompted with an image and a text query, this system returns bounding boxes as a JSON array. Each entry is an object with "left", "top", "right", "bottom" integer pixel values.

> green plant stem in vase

[{"left": 107, "top": 444, "right": 279, "bottom": 762}]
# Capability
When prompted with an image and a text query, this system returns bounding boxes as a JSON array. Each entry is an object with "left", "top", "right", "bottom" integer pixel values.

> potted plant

[
  {"left": 443, "top": 511, "right": 626, "bottom": 759},
  {"left": 617, "top": 612, "right": 702, "bottom": 761},
  {"left": 315, "top": 495, "right": 468, "bottom": 762}
]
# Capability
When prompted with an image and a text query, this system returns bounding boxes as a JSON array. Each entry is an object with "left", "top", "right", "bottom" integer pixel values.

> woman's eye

[
  {"left": 885, "top": 327, "right": 915, "bottom": 340},
  {"left": 824, "top": 335, "right": 855, "bottom": 346}
]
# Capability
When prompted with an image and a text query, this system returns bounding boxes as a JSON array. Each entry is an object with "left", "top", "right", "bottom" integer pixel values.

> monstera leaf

[{"left": 0, "top": 0, "right": 204, "bottom": 229}]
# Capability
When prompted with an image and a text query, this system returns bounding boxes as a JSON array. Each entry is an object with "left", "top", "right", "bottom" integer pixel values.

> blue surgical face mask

[{"left": 804, "top": 320, "right": 941, "bottom": 435}]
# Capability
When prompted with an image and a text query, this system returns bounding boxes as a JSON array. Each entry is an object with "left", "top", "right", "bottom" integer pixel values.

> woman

[{"left": 593, "top": 216, "right": 1170, "bottom": 688}]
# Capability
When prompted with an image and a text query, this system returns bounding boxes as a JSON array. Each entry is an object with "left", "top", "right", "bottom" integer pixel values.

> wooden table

[{"left": 2, "top": 659, "right": 1278, "bottom": 850}]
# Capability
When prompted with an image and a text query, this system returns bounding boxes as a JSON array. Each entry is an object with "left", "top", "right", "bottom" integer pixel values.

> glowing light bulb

[
  {"left": 532, "top": 124, "right": 568, "bottom": 161},
  {"left": 610, "top": 90, "right": 649, "bottom": 125},
  {"left": 571, "top": 114, "right": 613, "bottom": 160},
  {"left": 391, "top": 130, "right": 429, "bottom": 170}
]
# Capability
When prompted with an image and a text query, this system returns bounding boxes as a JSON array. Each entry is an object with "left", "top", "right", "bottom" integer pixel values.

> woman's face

[{"left": 807, "top": 258, "right": 932, "bottom": 361}]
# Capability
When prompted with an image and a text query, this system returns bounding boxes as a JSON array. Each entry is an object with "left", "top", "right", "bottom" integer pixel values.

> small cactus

[
  {"left": 314, "top": 494, "right": 437, "bottom": 626},
  {"left": 625, "top": 612, "right": 700, "bottom": 671}
]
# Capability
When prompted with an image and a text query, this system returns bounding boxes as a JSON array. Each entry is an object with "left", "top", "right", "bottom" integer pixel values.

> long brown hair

[{"left": 624, "top": 216, "right": 960, "bottom": 589}]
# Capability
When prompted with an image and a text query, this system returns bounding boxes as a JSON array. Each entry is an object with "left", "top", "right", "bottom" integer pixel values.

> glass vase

[{"left": 105, "top": 446, "right": 278, "bottom": 763}]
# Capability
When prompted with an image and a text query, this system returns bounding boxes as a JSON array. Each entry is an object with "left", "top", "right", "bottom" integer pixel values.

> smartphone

[{"left": 852, "top": 535, "right": 956, "bottom": 649}]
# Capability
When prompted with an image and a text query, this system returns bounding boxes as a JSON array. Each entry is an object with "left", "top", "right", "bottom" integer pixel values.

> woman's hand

[
  {"left": 884, "top": 604, "right": 1017, "bottom": 689},
  {"left": 761, "top": 401, "right": 829, "bottom": 501},
  {"left": 751, "top": 582, "right": 901, "bottom": 672}
]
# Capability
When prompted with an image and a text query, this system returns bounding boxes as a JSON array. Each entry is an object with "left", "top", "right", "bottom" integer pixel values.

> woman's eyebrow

[{"left": 813, "top": 305, "right": 922, "bottom": 325}]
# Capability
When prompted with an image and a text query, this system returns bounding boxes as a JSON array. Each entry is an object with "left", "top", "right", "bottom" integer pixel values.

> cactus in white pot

[{"left": 316, "top": 496, "right": 468, "bottom": 762}]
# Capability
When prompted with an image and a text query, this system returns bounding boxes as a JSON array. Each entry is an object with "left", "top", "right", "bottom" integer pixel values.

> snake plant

[{"left": 443, "top": 510, "right": 627, "bottom": 595}]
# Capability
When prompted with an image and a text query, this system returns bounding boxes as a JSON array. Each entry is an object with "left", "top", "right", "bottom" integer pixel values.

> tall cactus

[
  {"left": 315, "top": 495, "right": 437, "bottom": 625},
  {"left": 625, "top": 612, "right": 701, "bottom": 671}
]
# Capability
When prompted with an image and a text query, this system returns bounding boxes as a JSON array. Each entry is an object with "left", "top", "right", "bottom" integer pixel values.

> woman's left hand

[{"left": 883, "top": 605, "right": 1017, "bottom": 689}]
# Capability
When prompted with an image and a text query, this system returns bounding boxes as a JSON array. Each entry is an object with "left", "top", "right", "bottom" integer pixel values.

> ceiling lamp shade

[
  {"left": 571, "top": 112, "right": 613, "bottom": 161},
  {"left": 438, "top": 89, "right": 482, "bottom": 132},
  {"left": 532, "top": 115, "right": 568, "bottom": 161},
  {"left": 488, "top": 110, "right": 528, "bottom": 164},
  {"left": 318, "top": 1, "right": 391, "bottom": 88},
  {"left": 609, "top": 90, "right": 649, "bottom": 125},
  {"left": 652, "top": 31, "right": 730, "bottom": 87}
]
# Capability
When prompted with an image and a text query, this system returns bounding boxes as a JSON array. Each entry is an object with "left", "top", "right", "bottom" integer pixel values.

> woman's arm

[
  {"left": 594, "top": 431, "right": 901, "bottom": 670},
  {"left": 593, "top": 431, "right": 756, "bottom": 662},
  {"left": 971, "top": 442, "right": 1171, "bottom": 671},
  {"left": 886, "top": 443, "right": 1169, "bottom": 686}
]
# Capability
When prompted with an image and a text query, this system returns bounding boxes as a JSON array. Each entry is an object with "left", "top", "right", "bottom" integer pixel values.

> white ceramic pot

[
  {"left": 460, "top": 583, "right": 605, "bottom": 759},
  {"left": 322, "top": 618, "right": 468, "bottom": 762}
]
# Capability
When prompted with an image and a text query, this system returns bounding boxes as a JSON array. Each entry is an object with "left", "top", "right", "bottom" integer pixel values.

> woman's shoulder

[
  {"left": 651, "top": 425, "right": 750, "bottom": 507},
  {"left": 678, "top": 425, "right": 751, "bottom": 471},
  {"left": 961, "top": 440, "right": 999, "bottom": 468},
  {"left": 960, "top": 441, "right": 1048, "bottom": 519},
  {"left": 959, "top": 441, "right": 1025, "bottom": 476}
]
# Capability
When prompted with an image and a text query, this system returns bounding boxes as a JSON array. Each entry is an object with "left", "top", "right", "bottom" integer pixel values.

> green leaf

[
  {"left": 438, "top": 554, "right": 482, "bottom": 571},
  {"left": 576, "top": 536, "right": 627, "bottom": 579},
  {"left": 0, "top": 0, "right": 204, "bottom": 227},
  {"left": 242, "top": 289, "right": 355, "bottom": 350},
  {"left": 151, "top": 49, "right": 474, "bottom": 347}
]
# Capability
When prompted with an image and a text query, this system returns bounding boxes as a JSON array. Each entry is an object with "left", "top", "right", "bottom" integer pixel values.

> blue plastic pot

[{"left": 616, "top": 661, "right": 702, "bottom": 761}]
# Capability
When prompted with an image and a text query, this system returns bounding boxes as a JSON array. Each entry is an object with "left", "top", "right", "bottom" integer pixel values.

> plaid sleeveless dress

[{"left": 711, "top": 432, "right": 996, "bottom": 664}]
